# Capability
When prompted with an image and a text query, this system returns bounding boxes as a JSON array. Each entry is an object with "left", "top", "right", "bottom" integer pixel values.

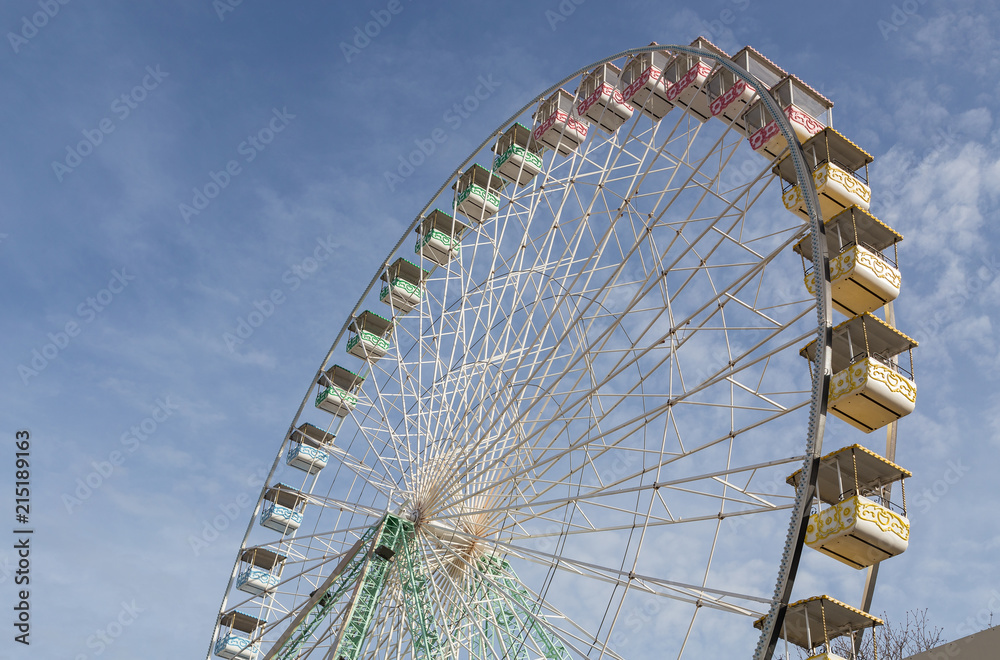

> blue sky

[{"left": 2, "top": 1, "right": 999, "bottom": 658}]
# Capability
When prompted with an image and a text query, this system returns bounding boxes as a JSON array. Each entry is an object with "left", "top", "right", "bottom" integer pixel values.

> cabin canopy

[
  {"left": 786, "top": 443, "right": 911, "bottom": 505},
  {"left": 382, "top": 257, "right": 429, "bottom": 285},
  {"left": 626, "top": 43, "right": 673, "bottom": 73},
  {"left": 794, "top": 207, "right": 903, "bottom": 262},
  {"left": 732, "top": 45, "right": 786, "bottom": 88},
  {"left": 493, "top": 122, "right": 541, "bottom": 155},
  {"left": 240, "top": 547, "right": 287, "bottom": 570},
  {"left": 416, "top": 209, "right": 469, "bottom": 238},
  {"left": 707, "top": 44, "right": 785, "bottom": 100},
  {"left": 323, "top": 364, "right": 365, "bottom": 392},
  {"left": 581, "top": 62, "right": 622, "bottom": 93},
  {"left": 754, "top": 596, "right": 881, "bottom": 649},
  {"left": 771, "top": 74, "right": 833, "bottom": 124},
  {"left": 774, "top": 127, "right": 874, "bottom": 184},
  {"left": 263, "top": 484, "right": 308, "bottom": 510},
  {"left": 293, "top": 422, "right": 336, "bottom": 449},
  {"left": 349, "top": 310, "right": 393, "bottom": 338},
  {"left": 800, "top": 313, "right": 918, "bottom": 371},
  {"left": 454, "top": 164, "right": 504, "bottom": 193},
  {"left": 220, "top": 610, "right": 265, "bottom": 634},
  {"left": 535, "top": 88, "right": 578, "bottom": 119},
  {"left": 671, "top": 35, "right": 728, "bottom": 69}
]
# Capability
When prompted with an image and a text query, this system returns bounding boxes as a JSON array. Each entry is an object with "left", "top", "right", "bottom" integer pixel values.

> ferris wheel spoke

[
  {"left": 357, "top": 596, "right": 406, "bottom": 660},
  {"left": 437, "top": 316, "right": 812, "bottom": 516},
  {"left": 322, "top": 442, "right": 401, "bottom": 497},
  {"left": 437, "top": 453, "right": 802, "bottom": 531},
  {"left": 472, "top": 104, "right": 760, "bottom": 458},
  {"left": 490, "top": 219, "right": 796, "bottom": 446},
  {"left": 423, "top": 530, "right": 619, "bottom": 660},
  {"left": 454, "top": 119, "right": 696, "bottom": 420},
  {"left": 338, "top": 406, "right": 410, "bottom": 498},
  {"left": 474, "top": 532, "right": 771, "bottom": 617},
  {"left": 424, "top": 228, "right": 632, "bottom": 496},
  {"left": 440, "top": 384, "right": 807, "bottom": 525},
  {"left": 438, "top": 477, "right": 786, "bottom": 548},
  {"left": 208, "top": 43, "right": 853, "bottom": 660},
  {"left": 409, "top": 532, "right": 520, "bottom": 660}
]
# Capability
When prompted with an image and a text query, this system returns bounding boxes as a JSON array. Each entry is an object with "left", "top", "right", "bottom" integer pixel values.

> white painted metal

[{"left": 207, "top": 44, "right": 837, "bottom": 660}]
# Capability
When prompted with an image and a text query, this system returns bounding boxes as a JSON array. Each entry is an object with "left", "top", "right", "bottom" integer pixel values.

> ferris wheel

[{"left": 206, "top": 40, "right": 918, "bottom": 660}]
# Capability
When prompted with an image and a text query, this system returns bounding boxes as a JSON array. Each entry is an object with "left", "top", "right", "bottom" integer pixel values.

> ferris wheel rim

[{"left": 205, "top": 41, "right": 836, "bottom": 660}]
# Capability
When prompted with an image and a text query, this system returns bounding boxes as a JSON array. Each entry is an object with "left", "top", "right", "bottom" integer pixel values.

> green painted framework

[
  {"left": 270, "top": 515, "right": 567, "bottom": 660},
  {"left": 475, "top": 556, "right": 568, "bottom": 660}
]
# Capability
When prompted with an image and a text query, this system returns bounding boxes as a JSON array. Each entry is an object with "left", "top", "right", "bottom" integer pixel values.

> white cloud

[{"left": 905, "top": 3, "right": 1000, "bottom": 77}]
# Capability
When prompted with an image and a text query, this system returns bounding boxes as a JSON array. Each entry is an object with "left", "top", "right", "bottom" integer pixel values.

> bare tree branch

[{"left": 790, "top": 609, "right": 945, "bottom": 660}]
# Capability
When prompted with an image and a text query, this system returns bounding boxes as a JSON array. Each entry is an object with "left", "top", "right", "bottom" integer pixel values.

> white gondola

[
  {"left": 414, "top": 209, "right": 469, "bottom": 267},
  {"left": 705, "top": 45, "right": 785, "bottom": 133},
  {"left": 346, "top": 310, "right": 393, "bottom": 363},
  {"left": 788, "top": 445, "right": 910, "bottom": 569},
  {"left": 532, "top": 89, "right": 589, "bottom": 156},
  {"left": 744, "top": 74, "right": 833, "bottom": 159},
  {"left": 236, "top": 547, "right": 286, "bottom": 596},
  {"left": 619, "top": 45, "right": 674, "bottom": 121},
  {"left": 285, "top": 422, "right": 334, "bottom": 474},
  {"left": 661, "top": 36, "right": 727, "bottom": 123},
  {"left": 259, "top": 484, "right": 307, "bottom": 534},
  {"left": 800, "top": 313, "right": 917, "bottom": 433},
  {"left": 379, "top": 257, "right": 428, "bottom": 314},
  {"left": 794, "top": 206, "right": 902, "bottom": 317},
  {"left": 315, "top": 364, "right": 365, "bottom": 417},
  {"left": 576, "top": 63, "right": 634, "bottom": 134},
  {"left": 214, "top": 610, "right": 263, "bottom": 660},
  {"left": 755, "top": 596, "right": 882, "bottom": 660},
  {"left": 776, "top": 127, "right": 873, "bottom": 221},
  {"left": 454, "top": 164, "right": 503, "bottom": 222},
  {"left": 493, "top": 122, "right": 543, "bottom": 186}
]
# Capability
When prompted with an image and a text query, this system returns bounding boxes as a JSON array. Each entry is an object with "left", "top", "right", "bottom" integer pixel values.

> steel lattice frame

[{"left": 206, "top": 44, "right": 837, "bottom": 660}]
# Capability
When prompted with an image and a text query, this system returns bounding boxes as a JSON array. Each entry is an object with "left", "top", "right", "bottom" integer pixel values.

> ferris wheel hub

[{"left": 207, "top": 39, "right": 919, "bottom": 660}]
